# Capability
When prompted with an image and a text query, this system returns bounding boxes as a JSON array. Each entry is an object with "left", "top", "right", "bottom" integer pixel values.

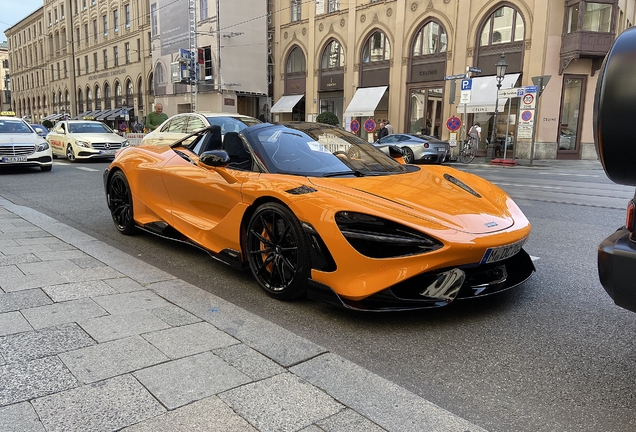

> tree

[{"left": 316, "top": 111, "right": 340, "bottom": 126}]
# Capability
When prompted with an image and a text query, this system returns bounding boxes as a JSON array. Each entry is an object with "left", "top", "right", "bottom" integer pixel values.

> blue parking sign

[{"left": 461, "top": 79, "right": 472, "bottom": 90}]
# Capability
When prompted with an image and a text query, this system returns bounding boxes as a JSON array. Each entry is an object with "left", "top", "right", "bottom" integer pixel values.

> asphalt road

[{"left": 1, "top": 158, "right": 635, "bottom": 432}]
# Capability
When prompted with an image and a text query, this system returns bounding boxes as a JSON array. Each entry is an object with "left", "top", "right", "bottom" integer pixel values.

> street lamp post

[{"left": 487, "top": 53, "right": 508, "bottom": 160}]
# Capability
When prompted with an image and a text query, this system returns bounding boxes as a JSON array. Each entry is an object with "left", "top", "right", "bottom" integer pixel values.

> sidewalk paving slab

[{"left": 0, "top": 195, "right": 490, "bottom": 431}]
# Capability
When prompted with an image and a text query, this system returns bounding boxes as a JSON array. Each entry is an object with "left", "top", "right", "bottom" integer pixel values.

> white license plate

[
  {"left": 480, "top": 239, "right": 526, "bottom": 264},
  {"left": 100, "top": 149, "right": 117, "bottom": 155},
  {"left": 1, "top": 156, "right": 27, "bottom": 162}
]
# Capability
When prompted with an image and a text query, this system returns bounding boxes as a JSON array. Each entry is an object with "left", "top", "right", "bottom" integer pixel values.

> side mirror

[
  {"left": 387, "top": 144, "right": 404, "bottom": 159},
  {"left": 595, "top": 26, "right": 636, "bottom": 186},
  {"left": 198, "top": 150, "right": 230, "bottom": 167}
]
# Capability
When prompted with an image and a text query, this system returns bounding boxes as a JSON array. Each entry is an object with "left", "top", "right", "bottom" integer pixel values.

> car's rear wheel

[
  {"left": 245, "top": 202, "right": 310, "bottom": 300},
  {"left": 66, "top": 144, "right": 76, "bottom": 162},
  {"left": 41, "top": 165, "right": 52, "bottom": 172},
  {"left": 107, "top": 170, "right": 136, "bottom": 235},
  {"left": 402, "top": 147, "right": 415, "bottom": 163}
]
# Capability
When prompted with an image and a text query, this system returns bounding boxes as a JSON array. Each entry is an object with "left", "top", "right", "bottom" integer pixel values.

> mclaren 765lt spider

[{"left": 104, "top": 122, "right": 535, "bottom": 311}]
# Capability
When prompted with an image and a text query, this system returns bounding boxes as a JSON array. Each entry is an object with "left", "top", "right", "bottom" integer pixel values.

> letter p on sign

[{"left": 461, "top": 79, "right": 472, "bottom": 91}]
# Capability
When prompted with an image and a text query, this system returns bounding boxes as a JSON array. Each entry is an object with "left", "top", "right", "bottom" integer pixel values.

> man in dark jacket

[{"left": 377, "top": 122, "right": 389, "bottom": 140}]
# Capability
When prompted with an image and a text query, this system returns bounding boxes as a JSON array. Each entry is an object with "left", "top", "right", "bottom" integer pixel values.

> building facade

[
  {"left": 5, "top": 0, "right": 153, "bottom": 127},
  {"left": 269, "top": 0, "right": 635, "bottom": 160},
  {"left": 0, "top": 42, "right": 10, "bottom": 114},
  {"left": 150, "top": 0, "right": 269, "bottom": 118}
]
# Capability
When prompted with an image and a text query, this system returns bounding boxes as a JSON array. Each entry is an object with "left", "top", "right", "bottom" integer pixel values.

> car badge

[
  {"left": 104, "top": 143, "right": 111, "bottom": 149},
  {"left": 485, "top": 221, "right": 498, "bottom": 228}
]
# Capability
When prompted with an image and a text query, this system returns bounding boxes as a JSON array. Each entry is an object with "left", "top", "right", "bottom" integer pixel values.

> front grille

[
  {"left": 92, "top": 142, "right": 122, "bottom": 150},
  {"left": 0, "top": 144, "right": 36, "bottom": 156}
]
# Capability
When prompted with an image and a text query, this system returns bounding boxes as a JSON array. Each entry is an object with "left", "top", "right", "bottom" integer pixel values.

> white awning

[
  {"left": 270, "top": 94, "right": 304, "bottom": 113},
  {"left": 458, "top": 73, "right": 521, "bottom": 113},
  {"left": 344, "top": 86, "right": 388, "bottom": 117}
]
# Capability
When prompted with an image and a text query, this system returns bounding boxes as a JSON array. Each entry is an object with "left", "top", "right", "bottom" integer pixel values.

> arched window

[
  {"left": 86, "top": 87, "right": 92, "bottom": 111},
  {"left": 77, "top": 88, "right": 84, "bottom": 112},
  {"left": 115, "top": 81, "right": 122, "bottom": 107},
  {"left": 286, "top": 46, "right": 306, "bottom": 73},
  {"left": 155, "top": 63, "right": 165, "bottom": 84},
  {"left": 52, "top": 93, "right": 57, "bottom": 111},
  {"left": 95, "top": 85, "right": 101, "bottom": 110},
  {"left": 480, "top": 6, "right": 524, "bottom": 46},
  {"left": 413, "top": 21, "right": 447, "bottom": 56},
  {"left": 148, "top": 72, "right": 154, "bottom": 96},
  {"left": 126, "top": 79, "right": 133, "bottom": 107},
  {"left": 104, "top": 82, "right": 111, "bottom": 109},
  {"left": 362, "top": 31, "right": 391, "bottom": 62},
  {"left": 321, "top": 40, "right": 344, "bottom": 69},
  {"left": 137, "top": 77, "right": 143, "bottom": 109}
]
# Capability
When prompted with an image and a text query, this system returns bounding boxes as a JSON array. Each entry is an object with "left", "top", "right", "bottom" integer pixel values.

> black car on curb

[{"left": 595, "top": 26, "right": 636, "bottom": 312}]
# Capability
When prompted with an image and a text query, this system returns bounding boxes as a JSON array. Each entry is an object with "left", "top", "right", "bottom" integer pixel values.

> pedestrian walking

[
  {"left": 145, "top": 103, "right": 168, "bottom": 132},
  {"left": 385, "top": 119, "right": 394, "bottom": 135},
  {"left": 376, "top": 122, "right": 389, "bottom": 140}
]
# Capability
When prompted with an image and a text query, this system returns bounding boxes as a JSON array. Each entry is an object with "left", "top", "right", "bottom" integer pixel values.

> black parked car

[{"left": 595, "top": 27, "right": 636, "bottom": 312}]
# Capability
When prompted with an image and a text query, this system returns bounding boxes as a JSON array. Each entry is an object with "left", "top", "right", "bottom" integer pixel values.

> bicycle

[{"left": 459, "top": 137, "right": 476, "bottom": 164}]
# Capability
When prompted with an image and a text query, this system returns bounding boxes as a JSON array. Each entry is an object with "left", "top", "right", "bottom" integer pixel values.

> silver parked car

[{"left": 375, "top": 133, "right": 450, "bottom": 164}]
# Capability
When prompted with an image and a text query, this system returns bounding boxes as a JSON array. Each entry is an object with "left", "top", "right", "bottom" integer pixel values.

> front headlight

[
  {"left": 121, "top": 140, "right": 130, "bottom": 147},
  {"left": 76, "top": 140, "right": 90, "bottom": 148},
  {"left": 335, "top": 211, "right": 443, "bottom": 258},
  {"left": 37, "top": 141, "right": 49, "bottom": 152}
]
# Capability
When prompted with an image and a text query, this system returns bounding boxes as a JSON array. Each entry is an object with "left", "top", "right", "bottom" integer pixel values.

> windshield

[
  {"left": 68, "top": 122, "right": 113, "bottom": 134},
  {"left": 0, "top": 119, "right": 33, "bottom": 134},
  {"left": 247, "top": 123, "right": 413, "bottom": 177},
  {"left": 206, "top": 116, "right": 261, "bottom": 135}
]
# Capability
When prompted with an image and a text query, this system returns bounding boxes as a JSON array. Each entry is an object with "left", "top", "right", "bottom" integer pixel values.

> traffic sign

[
  {"left": 522, "top": 93, "right": 534, "bottom": 105},
  {"left": 364, "top": 118, "right": 376, "bottom": 133},
  {"left": 531, "top": 75, "right": 551, "bottom": 96},
  {"left": 520, "top": 110, "right": 534, "bottom": 124},
  {"left": 498, "top": 88, "right": 525, "bottom": 98},
  {"left": 468, "top": 67, "right": 482, "bottom": 73},
  {"left": 444, "top": 73, "right": 468, "bottom": 81},
  {"left": 524, "top": 85, "right": 538, "bottom": 93},
  {"left": 460, "top": 91, "right": 471, "bottom": 104},
  {"left": 446, "top": 115, "right": 462, "bottom": 132},
  {"left": 461, "top": 79, "right": 472, "bottom": 90},
  {"left": 350, "top": 119, "right": 360, "bottom": 133}
]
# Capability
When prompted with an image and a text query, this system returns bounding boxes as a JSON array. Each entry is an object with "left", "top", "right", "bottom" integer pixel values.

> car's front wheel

[
  {"left": 107, "top": 170, "right": 136, "bottom": 235},
  {"left": 402, "top": 146, "right": 415, "bottom": 163},
  {"left": 66, "top": 144, "right": 76, "bottom": 162},
  {"left": 245, "top": 202, "right": 311, "bottom": 300}
]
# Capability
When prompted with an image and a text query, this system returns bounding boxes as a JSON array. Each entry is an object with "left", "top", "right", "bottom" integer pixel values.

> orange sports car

[{"left": 104, "top": 122, "right": 534, "bottom": 311}]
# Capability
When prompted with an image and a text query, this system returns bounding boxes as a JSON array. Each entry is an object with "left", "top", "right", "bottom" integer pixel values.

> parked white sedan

[
  {"left": 140, "top": 112, "right": 261, "bottom": 146},
  {"left": 47, "top": 120, "right": 130, "bottom": 162},
  {"left": 0, "top": 116, "right": 53, "bottom": 171}
]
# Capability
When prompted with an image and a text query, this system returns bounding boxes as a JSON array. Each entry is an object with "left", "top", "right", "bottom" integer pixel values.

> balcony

[
  {"left": 560, "top": 30, "right": 614, "bottom": 74},
  {"left": 560, "top": 0, "right": 617, "bottom": 75}
]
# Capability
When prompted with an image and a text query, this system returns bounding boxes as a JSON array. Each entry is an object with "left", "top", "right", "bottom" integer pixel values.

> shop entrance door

[
  {"left": 408, "top": 86, "right": 443, "bottom": 138},
  {"left": 557, "top": 75, "right": 586, "bottom": 159}
]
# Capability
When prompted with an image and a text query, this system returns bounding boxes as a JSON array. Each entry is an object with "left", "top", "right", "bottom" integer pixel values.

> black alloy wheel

[
  {"left": 245, "top": 202, "right": 311, "bottom": 300},
  {"left": 66, "top": 144, "right": 76, "bottom": 162},
  {"left": 402, "top": 146, "right": 415, "bottom": 163},
  {"left": 107, "top": 170, "right": 136, "bottom": 235}
]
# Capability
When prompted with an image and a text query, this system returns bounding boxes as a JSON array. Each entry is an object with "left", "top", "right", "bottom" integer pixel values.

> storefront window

[
  {"left": 409, "top": 87, "right": 442, "bottom": 138},
  {"left": 558, "top": 76, "right": 585, "bottom": 152}
]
